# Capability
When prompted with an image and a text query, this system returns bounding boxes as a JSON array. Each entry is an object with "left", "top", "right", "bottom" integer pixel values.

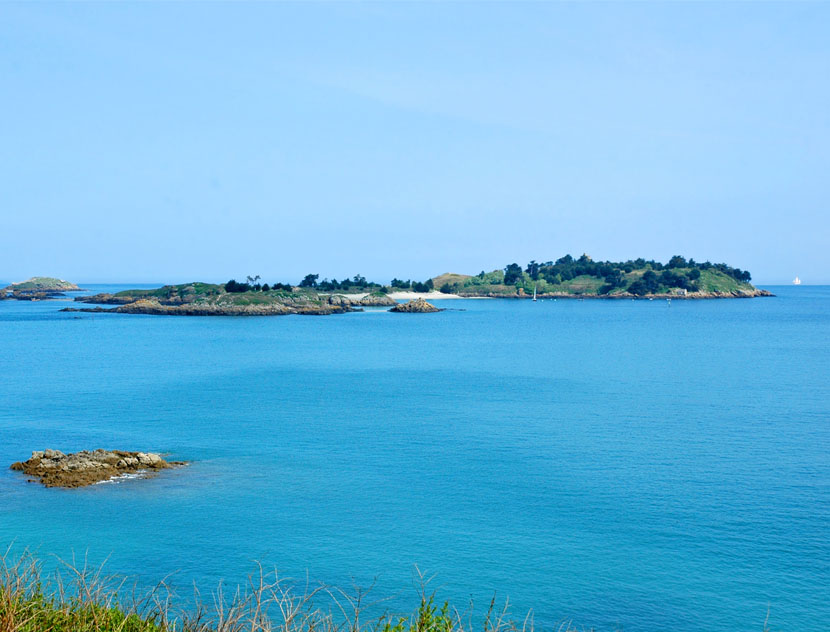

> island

[
  {"left": 430, "top": 254, "right": 772, "bottom": 299},
  {"left": 293, "top": 254, "right": 770, "bottom": 300},
  {"left": 64, "top": 281, "right": 399, "bottom": 316},
  {"left": 10, "top": 449, "right": 184, "bottom": 488},
  {"left": 2, "top": 276, "right": 82, "bottom": 300},
  {"left": 49, "top": 254, "right": 771, "bottom": 317}
]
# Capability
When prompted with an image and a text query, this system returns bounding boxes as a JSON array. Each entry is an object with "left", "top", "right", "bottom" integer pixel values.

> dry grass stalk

[{"left": 0, "top": 549, "right": 586, "bottom": 632}]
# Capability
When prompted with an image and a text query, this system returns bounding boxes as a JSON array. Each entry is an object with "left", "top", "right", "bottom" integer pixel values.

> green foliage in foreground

[
  {"left": 0, "top": 551, "right": 779, "bottom": 632},
  {"left": 2, "top": 591, "right": 163, "bottom": 632},
  {"left": 1, "top": 552, "right": 558, "bottom": 632}
]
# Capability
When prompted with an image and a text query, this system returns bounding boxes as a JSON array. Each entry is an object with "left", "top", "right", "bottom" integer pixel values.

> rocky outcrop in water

[
  {"left": 115, "top": 298, "right": 300, "bottom": 316},
  {"left": 10, "top": 449, "right": 184, "bottom": 488},
  {"left": 64, "top": 297, "right": 356, "bottom": 316},
  {"left": 389, "top": 298, "right": 441, "bottom": 313}
]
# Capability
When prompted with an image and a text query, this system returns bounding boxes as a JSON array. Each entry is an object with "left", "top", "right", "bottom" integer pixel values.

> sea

[{"left": 1, "top": 285, "right": 827, "bottom": 632}]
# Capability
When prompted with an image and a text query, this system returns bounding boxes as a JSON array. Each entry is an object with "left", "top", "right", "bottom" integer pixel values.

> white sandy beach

[
  {"left": 332, "top": 290, "right": 470, "bottom": 300},
  {"left": 386, "top": 290, "right": 469, "bottom": 300}
]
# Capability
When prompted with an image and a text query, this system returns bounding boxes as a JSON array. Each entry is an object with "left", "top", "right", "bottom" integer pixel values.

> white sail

[{"left": 793, "top": 276, "right": 802, "bottom": 285}]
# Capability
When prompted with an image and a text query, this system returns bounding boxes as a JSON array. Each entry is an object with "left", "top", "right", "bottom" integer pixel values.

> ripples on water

[{"left": 1, "top": 286, "right": 827, "bottom": 632}]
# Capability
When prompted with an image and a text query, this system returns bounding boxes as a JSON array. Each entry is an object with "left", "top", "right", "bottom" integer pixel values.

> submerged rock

[
  {"left": 389, "top": 298, "right": 441, "bottom": 313},
  {"left": 10, "top": 449, "right": 185, "bottom": 488}
]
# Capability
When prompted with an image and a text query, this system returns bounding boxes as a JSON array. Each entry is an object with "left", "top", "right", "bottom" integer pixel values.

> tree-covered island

[
  {"left": 58, "top": 254, "right": 770, "bottom": 316},
  {"left": 431, "top": 254, "right": 771, "bottom": 298}
]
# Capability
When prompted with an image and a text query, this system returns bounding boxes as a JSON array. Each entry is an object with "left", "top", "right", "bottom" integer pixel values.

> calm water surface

[{"left": 1, "top": 286, "right": 828, "bottom": 632}]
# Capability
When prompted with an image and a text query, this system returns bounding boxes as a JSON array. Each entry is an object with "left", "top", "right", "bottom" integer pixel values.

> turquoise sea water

[{"left": 1, "top": 286, "right": 827, "bottom": 632}]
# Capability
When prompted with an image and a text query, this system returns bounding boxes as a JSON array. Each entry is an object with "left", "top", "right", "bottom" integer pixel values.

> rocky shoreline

[
  {"left": 64, "top": 296, "right": 358, "bottom": 316},
  {"left": 63, "top": 288, "right": 405, "bottom": 316},
  {"left": 455, "top": 288, "right": 774, "bottom": 299},
  {"left": 10, "top": 449, "right": 185, "bottom": 488}
]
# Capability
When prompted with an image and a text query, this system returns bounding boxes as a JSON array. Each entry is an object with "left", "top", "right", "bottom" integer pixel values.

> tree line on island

[
  {"left": 223, "top": 273, "right": 436, "bottom": 294},
  {"left": 441, "top": 254, "right": 753, "bottom": 296},
  {"left": 220, "top": 254, "right": 755, "bottom": 298},
  {"left": 224, "top": 275, "right": 293, "bottom": 293}
]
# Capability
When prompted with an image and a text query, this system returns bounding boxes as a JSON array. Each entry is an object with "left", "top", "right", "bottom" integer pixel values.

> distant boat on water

[
  {"left": 793, "top": 276, "right": 802, "bottom": 285},
  {"left": 533, "top": 285, "right": 537, "bottom": 301}
]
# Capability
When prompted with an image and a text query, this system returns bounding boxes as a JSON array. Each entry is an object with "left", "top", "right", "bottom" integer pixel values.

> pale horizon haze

[{"left": 1, "top": 2, "right": 828, "bottom": 285}]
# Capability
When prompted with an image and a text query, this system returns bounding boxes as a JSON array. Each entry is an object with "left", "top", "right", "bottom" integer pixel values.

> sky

[{"left": 1, "top": 2, "right": 828, "bottom": 285}]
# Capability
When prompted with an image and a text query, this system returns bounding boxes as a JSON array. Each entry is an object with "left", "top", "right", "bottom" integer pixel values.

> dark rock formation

[
  {"left": 10, "top": 449, "right": 185, "bottom": 488},
  {"left": 389, "top": 298, "right": 441, "bottom": 313}
]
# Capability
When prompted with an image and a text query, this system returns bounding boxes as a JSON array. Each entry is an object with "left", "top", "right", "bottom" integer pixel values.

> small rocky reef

[
  {"left": 390, "top": 297, "right": 441, "bottom": 313},
  {"left": 11, "top": 449, "right": 184, "bottom": 488}
]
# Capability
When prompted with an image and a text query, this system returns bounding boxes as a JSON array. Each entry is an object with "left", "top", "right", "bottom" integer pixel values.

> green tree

[
  {"left": 525, "top": 260, "right": 540, "bottom": 280},
  {"left": 504, "top": 263, "right": 523, "bottom": 285},
  {"left": 299, "top": 274, "right": 319, "bottom": 288}
]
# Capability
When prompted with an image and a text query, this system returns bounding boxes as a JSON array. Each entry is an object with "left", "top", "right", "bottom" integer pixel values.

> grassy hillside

[
  {"left": 108, "top": 282, "right": 314, "bottom": 304},
  {"left": 431, "top": 273, "right": 473, "bottom": 289},
  {"left": 113, "top": 282, "right": 225, "bottom": 300},
  {"left": 5, "top": 277, "right": 80, "bottom": 292}
]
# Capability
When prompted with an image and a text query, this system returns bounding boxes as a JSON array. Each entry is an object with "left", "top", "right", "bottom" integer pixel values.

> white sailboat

[
  {"left": 793, "top": 276, "right": 802, "bottom": 285},
  {"left": 533, "top": 285, "right": 537, "bottom": 301}
]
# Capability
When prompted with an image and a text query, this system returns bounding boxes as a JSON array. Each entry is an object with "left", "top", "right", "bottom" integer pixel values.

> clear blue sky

[{"left": 1, "top": 2, "right": 827, "bottom": 285}]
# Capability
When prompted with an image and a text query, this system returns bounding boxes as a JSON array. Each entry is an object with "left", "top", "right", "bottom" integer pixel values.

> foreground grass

[{"left": 1, "top": 551, "right": 566, "bottom": 632}]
